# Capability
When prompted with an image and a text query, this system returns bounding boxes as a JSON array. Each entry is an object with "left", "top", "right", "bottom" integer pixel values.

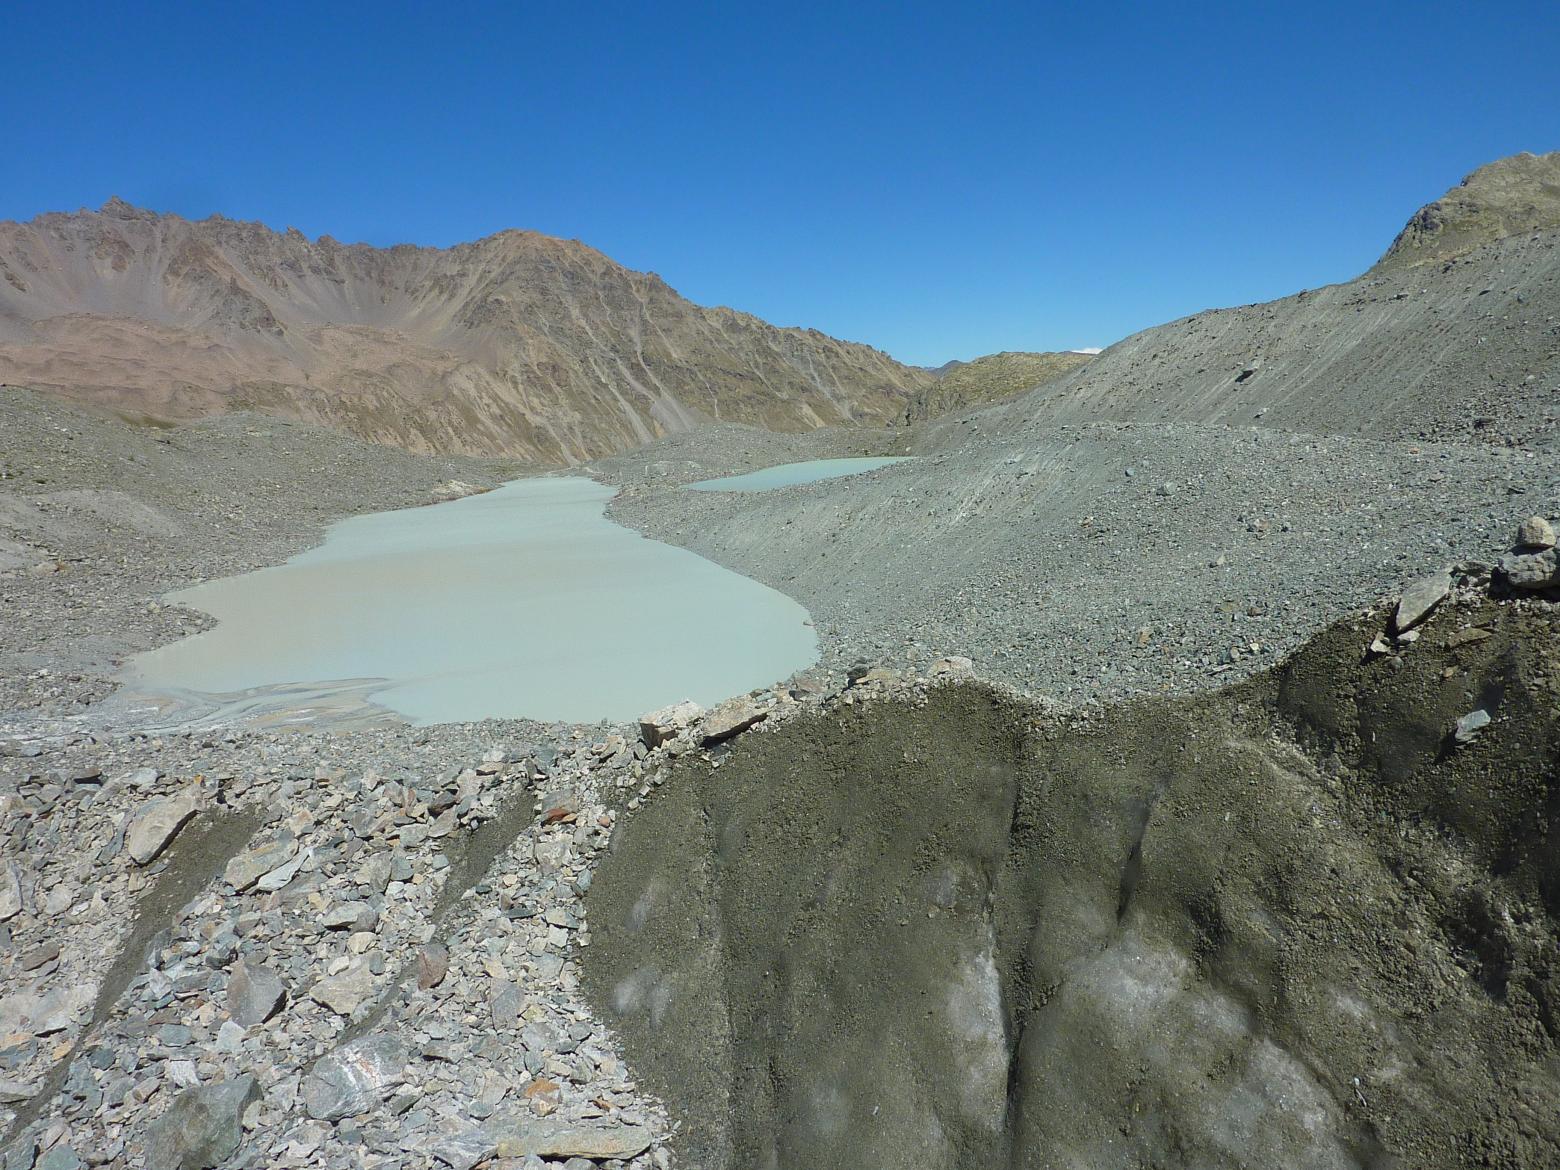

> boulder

[
  {"left": 143, "top": 1075, "right": 259, "bottom": 1170},
  {"left": 1499, "top": 547, "right": 1559, "bottom": 590},
  {"left": 126, "top": 791, "right": 200, "bottom": 866},
  {"left": 639, "top": 701, "right": 701, "bottom": 748},
  {"left": 302, "top": 1034, "right": 408, "bottom": 1121},
  {"left": 1517, "top": 515, "right": 1556, "bottom": 549}
]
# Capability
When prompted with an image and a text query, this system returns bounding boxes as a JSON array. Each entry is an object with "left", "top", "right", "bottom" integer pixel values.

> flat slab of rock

[
  {"left": 1393, "top": 569, "right": 1451, "bottom": 633},
  {"left": 303, "top": 1034, "right": 408, "bottom": 1121},
  {"left": 0, "top": 985, "right": 91, "bottom": 1037},
  {"left": 223, "top": 838, "right": 298, "bottom": 892},
  {"left": 639, "top": 700, "right": 701, "bottom": 748},
  {"left": 496, "top": 1119, "right": 654, "bottom": 1160},
  {"left": 308, "top": 960, "right": 375, "bottom": 1017},
  {"left": 143, "top": 1075, "right": 259, "bottom": 1170},
  {"left": 0, "top": 862, "right": 21, "bottom": 922},
  {"left": 700, "top": 697, "right": 767, "bottom": 744},
  {"left": 126, "top": 791, "right": 199, "bottom": 866},
  {"left": 433, "top": 1119, "right": 653, "bottom": 1169}
]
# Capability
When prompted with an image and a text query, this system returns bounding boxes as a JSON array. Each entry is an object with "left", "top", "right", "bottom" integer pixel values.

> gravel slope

[{"left": 597, "top": 226, "right": 1560, "bottom": 707}]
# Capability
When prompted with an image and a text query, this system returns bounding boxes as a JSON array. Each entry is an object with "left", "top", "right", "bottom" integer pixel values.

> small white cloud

[{"left": 1068, "top": 347, "right": 1103, "bottom": 355}]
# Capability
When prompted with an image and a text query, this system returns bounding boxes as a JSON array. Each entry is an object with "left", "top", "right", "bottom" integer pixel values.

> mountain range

[{"left": 0, "top": 202, "right": 933, "bottom": 461}]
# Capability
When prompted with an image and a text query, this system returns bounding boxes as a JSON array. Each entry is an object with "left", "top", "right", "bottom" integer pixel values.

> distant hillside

[
  {"left": 904, "top": 350, "right": 1093, "bottom": 421},
  {"left": 1376, "top": 150, "right": 1560, "bottom": 271},
  {"left": 986, "top": 151, "right": 1560, "bottom": 447},
  {"left": 0, "top": 202, "right": 933, "bottom": 460}
]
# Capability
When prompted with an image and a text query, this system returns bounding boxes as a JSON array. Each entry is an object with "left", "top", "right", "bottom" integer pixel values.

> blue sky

[{"left": 2, "top": 1, "right": 1556, "bottom": 366}]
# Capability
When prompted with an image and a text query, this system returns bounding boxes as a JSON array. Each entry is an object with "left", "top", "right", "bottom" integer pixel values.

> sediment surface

[{"left": 588, "top": 598, "right": 1560, "bottom": 1169}]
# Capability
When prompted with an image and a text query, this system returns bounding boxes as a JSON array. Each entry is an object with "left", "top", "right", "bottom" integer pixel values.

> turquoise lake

[{"left": 125, "top": 477, "right": 819, "bottom": 726}]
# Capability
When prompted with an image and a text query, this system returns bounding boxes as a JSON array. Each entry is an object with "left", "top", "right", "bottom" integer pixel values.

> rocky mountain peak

[{"left": 1376, "top": 149, "right": 1560, "bottom": 270}]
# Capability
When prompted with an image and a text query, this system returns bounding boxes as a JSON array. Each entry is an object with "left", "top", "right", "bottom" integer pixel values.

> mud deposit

[{"left": 586, "top": 600, "right": 1560, "bottom": 1169}]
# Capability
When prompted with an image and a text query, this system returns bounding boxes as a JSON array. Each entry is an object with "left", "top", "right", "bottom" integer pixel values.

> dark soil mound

[{"left": 587, "top": 598, "right": 1560, "bottom": 1169}]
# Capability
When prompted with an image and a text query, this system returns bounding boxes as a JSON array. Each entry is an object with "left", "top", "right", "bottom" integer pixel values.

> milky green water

[
  {"left": 686, "top": 456, "right": 912, "bottom": 492},
  {"left": 125, "top": 477, "right": 818, "bottom": 726}
]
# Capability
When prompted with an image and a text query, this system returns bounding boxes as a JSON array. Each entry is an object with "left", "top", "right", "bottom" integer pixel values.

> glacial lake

[
  {"left": 686, "top": 456, "right": 911, "bottom": 492},
  {"left": 125, "top": 477, "right": 818, "bottom": 726}
]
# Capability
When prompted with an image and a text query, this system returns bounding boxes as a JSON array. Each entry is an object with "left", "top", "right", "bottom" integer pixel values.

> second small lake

[{"left": 686, "top": 456, "right": 912, "bottom": 492}]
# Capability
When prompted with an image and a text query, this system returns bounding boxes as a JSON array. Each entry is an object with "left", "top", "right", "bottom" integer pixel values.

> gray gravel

[{"left": 601, "top": 418, "right": 1558, "bottom": 706}]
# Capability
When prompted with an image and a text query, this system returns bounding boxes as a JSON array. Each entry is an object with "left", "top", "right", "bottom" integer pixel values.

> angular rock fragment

[
  {"left": 416, "top": 943, "right": 449, "bottom": 989},
  {"left": 432, "top": 1120, "right": 654, "bottom": 1169},
  {"left": 227, "top": 959, "right": 286, "bottom": 1026},
  {"left": 1453, "top": 708, "right": 1491, "bottom": 745},
  {"left": 494, "top": 1119, "right": 654, "bottom": 1160},
  {"left": 322, "top": 901, "right": 376, "bottom": 931},
  {"left": 309, "top": 960, "right": 375, "bottom": 1016},
  {"left": 0, "top": 1078, "right": 38, "bottom": 1104},
  {"left": 223, "top": 838, "right": 297, "bottom": 892},
  {"left": 0, "top": 862, "right": 21, "bottom": 923},
  {"left": 848, "top": 666, "right": 899, "bottom": 687},
  {"left": 1393, "top": 568, "right": 1451, "bottom": 633},
  {"left": 639, "top": 700, "right": 701, "bottom": 748},
  {"left": 126, "top": 791, "right": 199, "bottom": 866},
  {"left": 34, "top": 1146, "right": 82, "bottom": 1170},
  {"left": 302, "top": 1034, "right": 408, "bottom": 1121},
  {"left": 0, "top": 986, "right": 91, "bottom": 1037},
  {"left": 700, "top": 697, "right": 767, "bottom": 745},
  {"left": 143, "top": 1075, "right": 260, "bottom": 1170}
]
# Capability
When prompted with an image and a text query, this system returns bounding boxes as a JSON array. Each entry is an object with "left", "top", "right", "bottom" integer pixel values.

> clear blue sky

[{"left": 2, "top": 1, "right": 1556, "bottom": 366}]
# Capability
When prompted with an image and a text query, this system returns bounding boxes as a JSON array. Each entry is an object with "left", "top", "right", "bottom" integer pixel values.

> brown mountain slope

[
  {"left": 1376, "top": 150, "right": 1560, "bottom": 271},
  {"left": 980, "top": 151, "right": 1560, "bottom": 446},
  {"left": 904, "top": 350, "right": 1092, "bottom": 421},
  {"left": 0, "top": 200, "right": 932, "bottom": 460}
]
